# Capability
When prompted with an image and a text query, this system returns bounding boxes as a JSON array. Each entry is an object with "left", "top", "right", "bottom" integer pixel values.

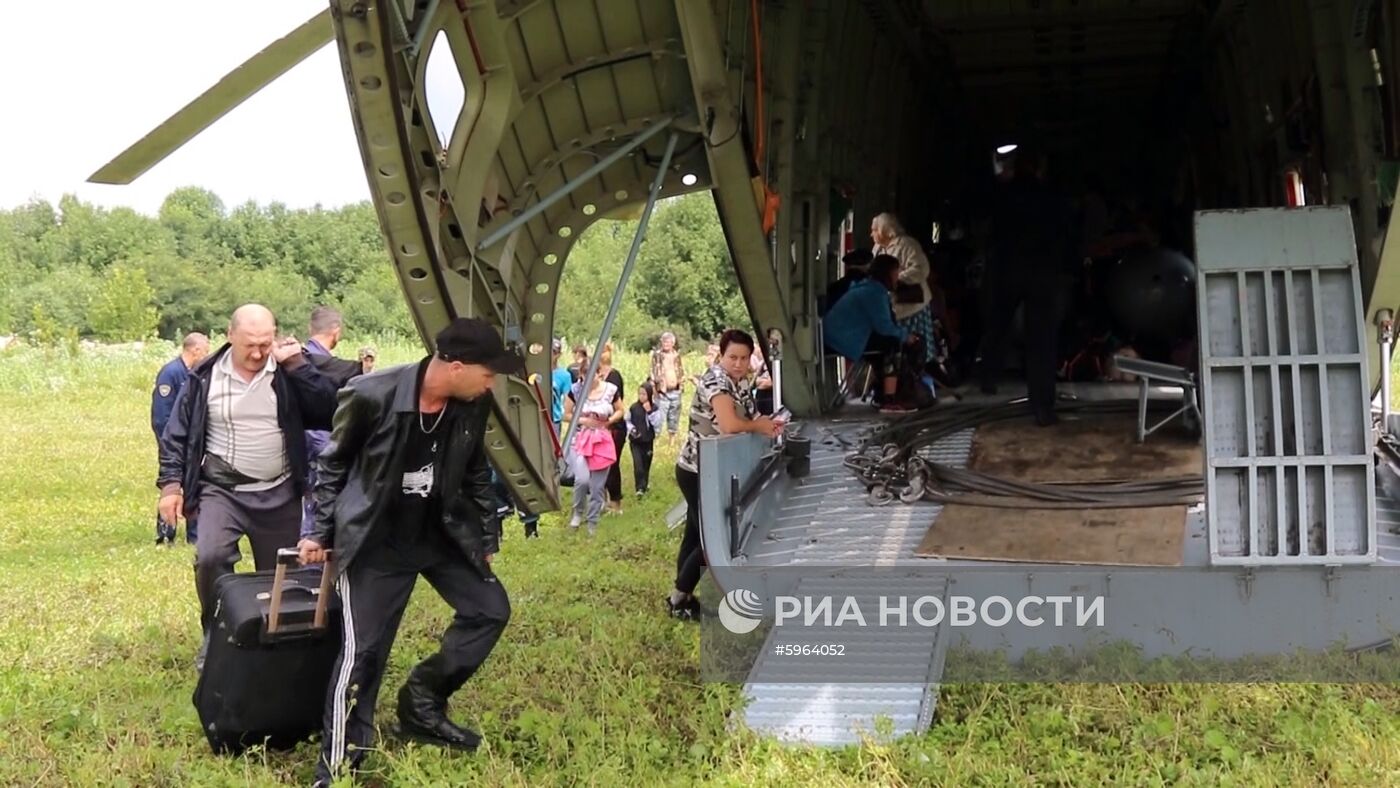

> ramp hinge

[
  {"left": 1324, "top": 565, "right": 1340, "bottom": 597},
  {"left": 1237, "top": 568, "right": 1255, "bottom": 601}
]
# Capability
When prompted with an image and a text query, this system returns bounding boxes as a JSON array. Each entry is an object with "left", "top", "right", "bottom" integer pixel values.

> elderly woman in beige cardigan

[{"left": 870, "top": 212, "right": 938, "bottom": 367}]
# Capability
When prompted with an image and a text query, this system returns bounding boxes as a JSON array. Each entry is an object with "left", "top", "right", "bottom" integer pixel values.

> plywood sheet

[
  {"left": 915, "top": 504, "right": 1186, "bottom": 566},
  {"left": 967, "top": 414, "right": 1202, "bottom": 483}
]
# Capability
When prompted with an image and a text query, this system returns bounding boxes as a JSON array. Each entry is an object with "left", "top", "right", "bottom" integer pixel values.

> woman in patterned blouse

[{"left": 667, "top": 329, "right": 783, "bottom": 620}]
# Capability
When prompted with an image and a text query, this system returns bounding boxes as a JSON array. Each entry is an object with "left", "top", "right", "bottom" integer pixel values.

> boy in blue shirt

[{"left": 550, "top": 338, "right": 572, "bottom": 434}]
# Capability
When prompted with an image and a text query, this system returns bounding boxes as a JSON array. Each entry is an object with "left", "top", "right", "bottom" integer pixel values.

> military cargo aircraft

[{"left": 93, "top": 0, "right": 1400, "bottom": 745}]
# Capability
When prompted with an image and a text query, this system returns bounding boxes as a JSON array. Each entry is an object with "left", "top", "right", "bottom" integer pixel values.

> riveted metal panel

[{"left": 1195, "top": 208, "right": 1376, "bottom": 565}]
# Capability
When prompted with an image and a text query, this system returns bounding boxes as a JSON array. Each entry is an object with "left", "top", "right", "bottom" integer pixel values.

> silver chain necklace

[{"left": 419, "top": 404, "right": 447, "bottom": 435}]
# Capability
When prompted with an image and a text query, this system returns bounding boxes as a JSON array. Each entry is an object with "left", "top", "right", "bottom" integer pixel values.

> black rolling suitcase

[{"left": 193, "top": 548, "right": 341, "bottom": 754}]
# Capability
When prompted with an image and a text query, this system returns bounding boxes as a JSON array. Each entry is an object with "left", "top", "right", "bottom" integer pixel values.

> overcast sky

[{"left": 1, "top": 1, "right": 372, "bottom": 215}]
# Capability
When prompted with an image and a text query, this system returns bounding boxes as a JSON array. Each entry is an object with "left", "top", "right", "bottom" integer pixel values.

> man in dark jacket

[
  {"left": 977, "top": 145, "right": 1076, "bottom": 425},
  {"left": 301, "top": 306, "right": 360, "bottom": 540},
  {"left": 297, "top": 317, "right": 522, "bottom": 785},
  {"left": 151, "top": 331, "right": 209, "bottom": 545},
  {"left": 156, "top": 304, "right": 338, "bottom": 665}
]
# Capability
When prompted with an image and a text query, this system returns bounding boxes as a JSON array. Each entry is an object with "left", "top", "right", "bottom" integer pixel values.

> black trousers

[
  {"left": 605, "top": 426, "right": 626, "bottom": 502},
  {"left": 978, "top": 272, "right": 1060, "bottom": 415},
  {"left": 674, "top": 466, "right": 704, "bottom": 594},
  {"left": 318, "top": 547, "right": 510, "bottom": 778},
  {"left": 630, "top": 439, "right": 654, "bottom": 493}
]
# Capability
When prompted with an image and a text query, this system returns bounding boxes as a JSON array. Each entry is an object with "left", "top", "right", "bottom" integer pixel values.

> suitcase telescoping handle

[{"left": 267, "top": 547, "right": 335, "bottom": 635}]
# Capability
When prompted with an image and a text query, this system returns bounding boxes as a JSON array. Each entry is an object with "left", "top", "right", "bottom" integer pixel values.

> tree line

[{"left": 0, "top": 186, "right": 746, "bottom": 351}]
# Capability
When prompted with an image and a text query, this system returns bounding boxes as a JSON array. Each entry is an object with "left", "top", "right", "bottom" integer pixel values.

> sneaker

[
  {"left": 569, "top": 515, "right": 581, "bottom": 530},
  {"left": 879, "top": 403, "right": 914, "bottom": 414}
]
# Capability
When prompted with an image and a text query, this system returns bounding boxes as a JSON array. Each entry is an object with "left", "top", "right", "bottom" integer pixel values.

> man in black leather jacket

[{"left": 298, "top": 317, "right": 523, "bottom": 785}]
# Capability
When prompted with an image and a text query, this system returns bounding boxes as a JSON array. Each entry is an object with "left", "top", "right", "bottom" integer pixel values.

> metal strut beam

[
  {"left": 476, "top": 116, "right": 675, "bottom": 252},
  {"left": 673, "top": 0, "right": 818, "bottom": 416},
  {"left": 561, "top": 131, "right": 682, "bottom": 459}
]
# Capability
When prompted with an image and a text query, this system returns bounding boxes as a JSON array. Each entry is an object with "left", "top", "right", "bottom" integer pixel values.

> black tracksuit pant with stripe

[{"left": 318, "top": 544, "right": 510, "bottom": 778}]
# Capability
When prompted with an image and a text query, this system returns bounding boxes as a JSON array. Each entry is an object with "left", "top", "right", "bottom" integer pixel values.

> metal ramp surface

[
  {"left": 737, "top": 421, "right": 969, "bottom": 745},
  {"left": 751, "top": 423, "right": 974, "bottom": 567},
  {"left": 740, "top": 574, "right": 951, "bottom": 746}
]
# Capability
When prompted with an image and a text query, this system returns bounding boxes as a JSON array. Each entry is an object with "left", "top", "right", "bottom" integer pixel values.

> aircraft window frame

[{"left": 420, "top": 26, "right": 481, "bottom": 167}]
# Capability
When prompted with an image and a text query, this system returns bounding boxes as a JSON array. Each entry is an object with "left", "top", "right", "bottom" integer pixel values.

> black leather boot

[{"left": 396, "top": 666, "right": 481, "bottom": 751}]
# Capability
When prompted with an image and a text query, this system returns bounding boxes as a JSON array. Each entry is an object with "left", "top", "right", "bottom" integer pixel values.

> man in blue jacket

[
  {"left": 302, "top": 307, "right": 344, "bottom": 539},
  {"left": 151, "top": 332, "right": 209, "bottom": 544},
  {"left": 821, "top": 255, "right": 917, "bottom": 410}
]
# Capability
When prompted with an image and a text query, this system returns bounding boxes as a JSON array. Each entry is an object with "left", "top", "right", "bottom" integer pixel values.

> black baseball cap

[{"left": 434, "top": 318, "right": 526, "bottom": 374}]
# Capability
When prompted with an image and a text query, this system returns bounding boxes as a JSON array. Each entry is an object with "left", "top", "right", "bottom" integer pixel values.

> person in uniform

[{"left": 151, "top": 332, "right": 209, "bottom": 544}]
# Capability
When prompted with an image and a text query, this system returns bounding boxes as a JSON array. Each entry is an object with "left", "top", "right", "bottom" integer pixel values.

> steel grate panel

[
  {"left": 1195, "top": 208, "right": 1377, "bottom": 565},
  {"left": 1376, "top": 475, "right": 1400, "bottom": 564}
]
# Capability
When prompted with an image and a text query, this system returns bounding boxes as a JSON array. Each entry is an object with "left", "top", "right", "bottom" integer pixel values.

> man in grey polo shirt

[{"left": 157, "top": 304, "right": 339, "bottom": 667}]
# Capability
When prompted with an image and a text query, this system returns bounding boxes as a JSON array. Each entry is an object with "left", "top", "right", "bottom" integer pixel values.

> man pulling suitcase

[{"left": 297, "top": 317, "right": 522, "bottom": 785}]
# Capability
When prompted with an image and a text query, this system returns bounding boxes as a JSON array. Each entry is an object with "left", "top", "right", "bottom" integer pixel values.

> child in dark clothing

[{"left": 627, "top": 382, "right": 662, "bottom": 495}]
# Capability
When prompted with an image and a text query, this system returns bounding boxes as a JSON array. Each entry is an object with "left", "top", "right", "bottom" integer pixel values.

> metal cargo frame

[{"left": 1194, "top": 207, "right": 1377, "bottom": 565}]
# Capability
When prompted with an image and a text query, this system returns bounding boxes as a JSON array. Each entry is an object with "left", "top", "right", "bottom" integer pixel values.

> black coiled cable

[{"left": 845, "top": 399, "right": 1205, "bottom": 508}]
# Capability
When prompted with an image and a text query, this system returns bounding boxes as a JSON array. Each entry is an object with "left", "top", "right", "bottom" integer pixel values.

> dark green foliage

[
  {"left": 0, "top": 192, "right": 408, "bottom": 343},
  {"left": 633, "top": 193, "right": 749, "bottom": 343},
  {"left": 0, "top": 189, "right": 747, "bottom": 350},
  {"left": 556, "top": 192, "right": 747, "bottom": 351}
]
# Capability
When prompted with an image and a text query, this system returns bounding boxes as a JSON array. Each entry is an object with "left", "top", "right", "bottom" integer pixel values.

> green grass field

[{"left": 2, "top": 340, "right": 1400, "bottom": 786}]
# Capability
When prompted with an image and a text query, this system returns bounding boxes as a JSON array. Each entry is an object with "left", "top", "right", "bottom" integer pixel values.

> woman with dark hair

[
  {"left": 667, "top": 329, "right": 783, "bottom": 620},
  {"left": 627, "top": 381, "right": 662, "bottom": 495}
]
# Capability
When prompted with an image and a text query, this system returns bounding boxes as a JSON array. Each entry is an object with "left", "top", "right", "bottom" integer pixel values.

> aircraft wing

[{"left": 88, "top": 8, "right": 333, "bottom": 185}]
